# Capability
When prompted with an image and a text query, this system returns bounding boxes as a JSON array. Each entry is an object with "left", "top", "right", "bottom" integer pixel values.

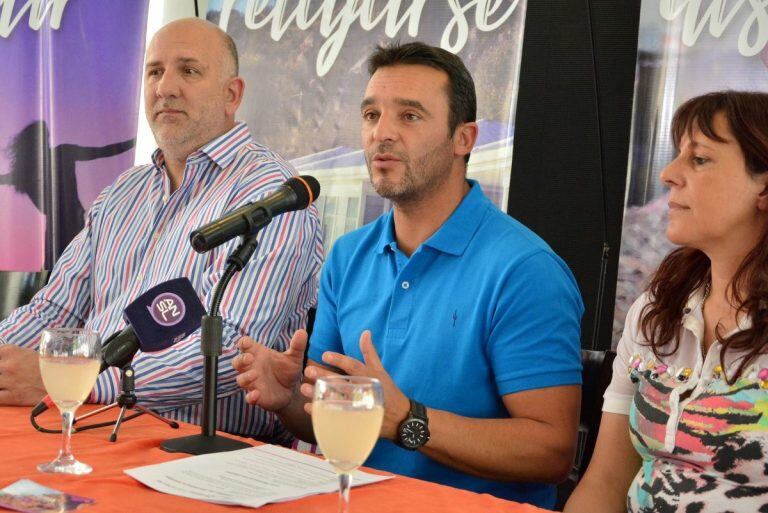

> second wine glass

[{"left": 312, "top": 376, "right": 384, "bottom": 513}]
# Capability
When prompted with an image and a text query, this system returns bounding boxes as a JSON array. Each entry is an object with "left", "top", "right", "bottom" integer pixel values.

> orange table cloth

[{"left": 0, "top": 405, "right": 549, "bottom": 513}]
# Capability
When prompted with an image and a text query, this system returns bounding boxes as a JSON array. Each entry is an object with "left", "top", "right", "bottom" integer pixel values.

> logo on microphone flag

[{"left": 148, "top": 293, "right": 185, "bottom": 326}]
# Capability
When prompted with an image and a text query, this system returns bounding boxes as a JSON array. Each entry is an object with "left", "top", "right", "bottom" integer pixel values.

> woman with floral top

[{"left": 566, "top": 91, "right": 768, "bottom": 513}]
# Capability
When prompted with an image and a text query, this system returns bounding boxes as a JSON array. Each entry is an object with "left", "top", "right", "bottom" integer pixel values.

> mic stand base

[{"left": 161, "top": 434, "right": 251, "bottom": 455}]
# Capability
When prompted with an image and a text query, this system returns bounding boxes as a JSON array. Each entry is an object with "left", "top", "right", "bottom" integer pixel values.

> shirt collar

[
  {"left": 375, "top": 180, "right": 490, "bottom": 256},
  {"left": 375, "top": 211, "right": 397, "bottom": 255},
  {"left": 151, "top": 122, "right": 251, "bottom": 172},
  {"left": 682, "top": 285, "right": 753, "bottom": 332},
  {"left": 682, "top": 286, "right": 707, "bottom": 320}
]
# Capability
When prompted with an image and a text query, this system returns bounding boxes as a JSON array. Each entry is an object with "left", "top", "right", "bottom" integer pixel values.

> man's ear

[
  {"left": 224, "top": 76, "right": 245, "bottom": 117},
  {"left": 453, "top": 121, "right": 478, "bottom": 160}
]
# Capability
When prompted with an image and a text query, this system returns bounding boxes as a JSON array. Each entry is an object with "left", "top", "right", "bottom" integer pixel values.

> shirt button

[
  {"left": 401, "top": 281, "right": 410, "bottom": 290},
  {"left": 153, "top": 233, "right": 160, "bottom": 241},
  {"left": 162, "top": 195, "right": 169, "bottom": 203}
]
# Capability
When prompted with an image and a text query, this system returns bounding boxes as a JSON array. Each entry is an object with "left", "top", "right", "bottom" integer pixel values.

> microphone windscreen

[
  {"left": 123, "top": 278, "right": 206, "bottom": 352},
  {"left": 286, "top": 175, "right": 320, "bottom": 208},
  {"left": 100, "top": 325, "right": 139, "bottom": 371}
]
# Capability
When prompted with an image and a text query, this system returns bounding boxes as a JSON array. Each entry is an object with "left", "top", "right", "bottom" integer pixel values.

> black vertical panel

[
  {"left": 0, "top": 272, "right": 50, "bottom": 319},
  {"left": 509, "top": 0, "right": 641, "bottom": 350}
]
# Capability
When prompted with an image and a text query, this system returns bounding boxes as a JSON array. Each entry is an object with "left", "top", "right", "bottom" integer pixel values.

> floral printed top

[{"left": 604, "top": 290, "right": 768, "bottom": 513}]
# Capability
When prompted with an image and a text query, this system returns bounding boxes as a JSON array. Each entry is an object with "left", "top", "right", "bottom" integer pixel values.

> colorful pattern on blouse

[{"left": 626, "top": 353, "right": 768, "bottom": 513}]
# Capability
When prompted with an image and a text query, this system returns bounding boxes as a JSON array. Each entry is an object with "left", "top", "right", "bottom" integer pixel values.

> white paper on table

[{"left": 124, "top": 444, "right": 393, "bottom": 508}]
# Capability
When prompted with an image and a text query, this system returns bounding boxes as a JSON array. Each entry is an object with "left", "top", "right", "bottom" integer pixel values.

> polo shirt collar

[
  {"left": 424, "top": 180, "right": 488, "bottom": 255},
  {"left": 151, "top": 121, "right": 251, "bottom": 172},
  {"left": 375, "top": 180, "right": 489, "bottom": 256},
  {"left": 375, "top": 211, "right": 397, "bottom": 255}
]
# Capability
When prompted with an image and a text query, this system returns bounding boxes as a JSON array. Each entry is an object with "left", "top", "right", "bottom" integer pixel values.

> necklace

[{"left": 701, "top": 281, "right": 713, "bottom": 359}]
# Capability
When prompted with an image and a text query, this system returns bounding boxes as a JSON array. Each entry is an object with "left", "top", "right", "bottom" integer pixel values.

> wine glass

[
  {"left": 37, "top": 327, "right": 102, "bottom": 475},
  {"left": 312, "top": 376, "right": 384, "bottom": 513}
]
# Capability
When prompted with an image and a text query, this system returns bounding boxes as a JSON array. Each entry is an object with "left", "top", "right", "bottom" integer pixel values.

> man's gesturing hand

[
  {"left": 300, "top": 330, "right": 410, "bottom": 440},
  {"left": 233, "top": 329, "right": 307, "bottom": 412}
]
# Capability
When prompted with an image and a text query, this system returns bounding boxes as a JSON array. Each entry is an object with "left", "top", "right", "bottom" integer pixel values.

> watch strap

[{"left": 409, "top": 399, "right": 427, "bottom": 421}]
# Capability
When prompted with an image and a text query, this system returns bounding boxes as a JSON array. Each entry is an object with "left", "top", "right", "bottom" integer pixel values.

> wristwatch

[{"left": 397, "top": 399, "right": 430, "bottom": 450}]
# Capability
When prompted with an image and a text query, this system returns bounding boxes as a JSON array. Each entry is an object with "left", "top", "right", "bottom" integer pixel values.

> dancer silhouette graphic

[{"left": 0, "top": 121, "right": 134, "bottom": 268}]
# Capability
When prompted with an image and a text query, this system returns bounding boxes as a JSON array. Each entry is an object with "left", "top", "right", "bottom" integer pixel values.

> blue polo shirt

[{"left": 308, "top": 180, "right": 583, "bottom": 508}]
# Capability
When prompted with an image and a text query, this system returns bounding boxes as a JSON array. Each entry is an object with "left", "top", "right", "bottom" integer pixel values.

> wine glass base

[{"left": 37, "top": 458, "right": 92, "bottom": 475}]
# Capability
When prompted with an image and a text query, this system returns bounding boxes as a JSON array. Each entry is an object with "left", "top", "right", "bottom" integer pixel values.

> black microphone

[
  {"left": 31, "top": 278, "right": 206, "bottom": 418},
  {"left": 99, "top": 325, "right": 139, "bottom": 373},
  {"left": 189, "top": 175, "right": 320, "bottom": 253}
]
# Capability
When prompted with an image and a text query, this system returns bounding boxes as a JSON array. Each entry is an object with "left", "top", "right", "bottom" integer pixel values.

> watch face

[{"left": 400, "top": 419, "right": 429, "bottom": 449}]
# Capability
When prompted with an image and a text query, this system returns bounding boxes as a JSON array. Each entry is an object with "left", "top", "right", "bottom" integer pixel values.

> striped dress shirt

[{"left": 0, "top": 122, "right": 323, "bottom": 440}]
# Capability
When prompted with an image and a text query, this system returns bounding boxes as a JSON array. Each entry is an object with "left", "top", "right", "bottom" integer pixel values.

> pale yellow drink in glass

[
  {"left": 312, "top": 401, "right": 384, "bottom": 473},
  {"left": 37, "top": 327, "right": 102, "bottom": 476},
  {"left": 313, "top": 376, "right": 383, "bottom": 513},
  {"left": 39, "top": 357, "right": 100, "bottom": 413}
]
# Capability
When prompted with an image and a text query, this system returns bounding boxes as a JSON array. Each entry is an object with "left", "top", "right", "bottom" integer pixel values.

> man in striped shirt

[{"left": 0, "top": 18, "right": 323, "bottom": 441}]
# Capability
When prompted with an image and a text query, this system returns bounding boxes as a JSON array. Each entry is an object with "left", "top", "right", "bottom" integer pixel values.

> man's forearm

[
  {"left": 414, "top": 408, "right": 575, "bottom": 483},
  {"left": 0, "top": 298, "right": 82, "bottom": 350}
]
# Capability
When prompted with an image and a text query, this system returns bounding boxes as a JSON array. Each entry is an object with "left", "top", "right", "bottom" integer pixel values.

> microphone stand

[
  {"left": 161, "top": 234, "right": 259, "bottom": 454},
  {"left": 76, "top": 363, "right": 179, "bottom": 442}
]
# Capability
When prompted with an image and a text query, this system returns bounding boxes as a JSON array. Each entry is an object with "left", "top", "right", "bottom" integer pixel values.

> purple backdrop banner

[{"left": 0, "top": 0, "right": 148, "bottom": 271}]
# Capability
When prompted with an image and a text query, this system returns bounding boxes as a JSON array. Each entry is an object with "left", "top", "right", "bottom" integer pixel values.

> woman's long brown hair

[{"left": 640, "top": 91, "right": 768, "bottom": 383}]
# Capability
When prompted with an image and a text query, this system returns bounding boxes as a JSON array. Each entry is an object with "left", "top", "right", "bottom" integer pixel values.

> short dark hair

[{"left": 367, "top": 42, "right": 476, "bottom": 161}]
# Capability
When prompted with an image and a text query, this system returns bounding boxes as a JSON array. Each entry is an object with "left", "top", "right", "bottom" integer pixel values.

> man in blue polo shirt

[{"left": 233, "top": 42, "right": 583, "bottom": 508}]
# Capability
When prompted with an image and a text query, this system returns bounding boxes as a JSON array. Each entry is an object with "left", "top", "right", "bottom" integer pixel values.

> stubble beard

[
  {"left": 366, "top": 139, "right": 455, "bottom": 206},
  {"left": 149, "top": 109, "right": 197, "bottom": 158},
  {"left": 151, "top": 122, "right": 194, "bottom": 151},
  {"left": 149, "top": 100, "right": 227, "bottom": 158}
]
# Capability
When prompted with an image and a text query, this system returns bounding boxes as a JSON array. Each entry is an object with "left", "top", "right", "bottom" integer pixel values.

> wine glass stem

[
  {"left": 338, "top": 472, "right": 352, "bottom": 513},
  {"left": 59, "top": 410, "right": 75, "bottom": 462}
]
